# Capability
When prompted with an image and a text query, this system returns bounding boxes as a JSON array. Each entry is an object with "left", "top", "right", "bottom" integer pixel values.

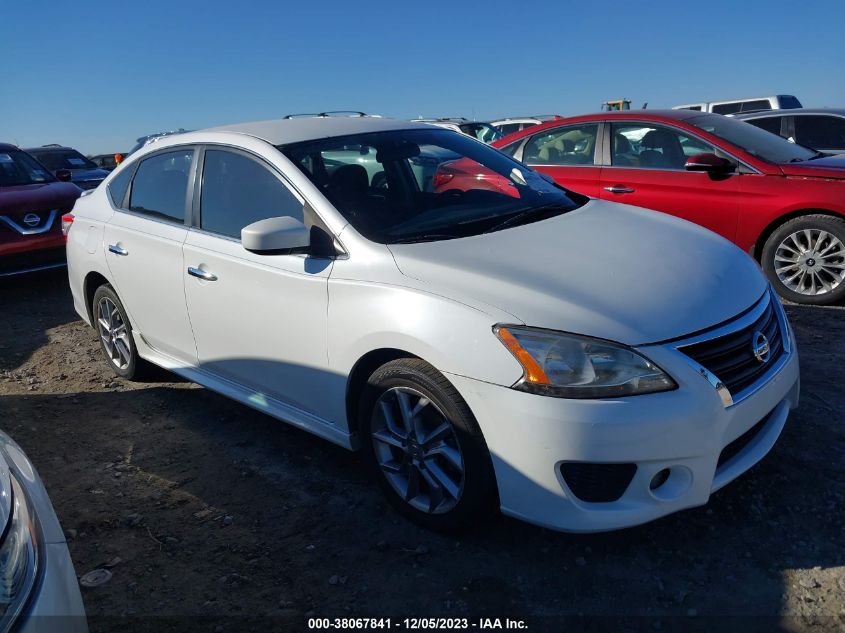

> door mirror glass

[
  {"left": 241, "top": 216, "right": 310, "bottom": 253},
  {"left": 56, "top": 168, "right": 73, "bottom": 182},
  {"left": 684, "top": 152, "right": 734, "bottom": 174}
]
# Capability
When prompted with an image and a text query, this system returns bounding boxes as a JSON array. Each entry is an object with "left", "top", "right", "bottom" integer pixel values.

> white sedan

[{"left": 65, "top": 116, "right": 799, "bottom": 532}]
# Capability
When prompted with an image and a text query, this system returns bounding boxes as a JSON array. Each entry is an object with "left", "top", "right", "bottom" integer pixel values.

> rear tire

[
  {"left": 358, "top": 358, "right": 497, "bottom": 532},
  {"left": 92, "top": 284, "right": 145, "bottom": 380},
  {"left": 761, "top": 214, "right": 845, "bottom": 305}
]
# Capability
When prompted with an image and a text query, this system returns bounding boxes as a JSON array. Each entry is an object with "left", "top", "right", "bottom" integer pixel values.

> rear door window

[
  {"left": 128, "top": 149, "right": 194, "bottom": 223},
  {"left": 522, "top": 124, "right": 599, "bottom": 166}
]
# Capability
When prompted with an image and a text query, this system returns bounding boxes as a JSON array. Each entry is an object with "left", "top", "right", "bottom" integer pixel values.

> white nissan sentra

[{"left": 65, "top": 115, "right": 799, "bottom": 532}]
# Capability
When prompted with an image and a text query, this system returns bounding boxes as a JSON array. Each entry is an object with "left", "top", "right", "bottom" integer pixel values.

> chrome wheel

[
  {"left": 97, "top": 297, "right": 131, "bottom": 370},
  {"left": 774, "top": 228, "right": 845, "bottom": 296},
  {"left": 370, "top": 387, "right": 465, "bottom": 514}
]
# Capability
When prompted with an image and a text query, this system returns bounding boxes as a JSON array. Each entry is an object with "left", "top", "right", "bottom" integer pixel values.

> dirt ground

[{"left": 0, "top": 270, "right": 843, "bottom": 633}]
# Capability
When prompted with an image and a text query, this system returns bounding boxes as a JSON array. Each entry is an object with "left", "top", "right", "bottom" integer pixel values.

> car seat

[{"left": 638, "top": 129, "right": 685, "bottom": 168}]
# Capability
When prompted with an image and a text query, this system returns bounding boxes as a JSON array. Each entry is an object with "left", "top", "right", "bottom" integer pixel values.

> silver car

[{"left": 0, "top": 431, "right": 86, "bottom": 632}]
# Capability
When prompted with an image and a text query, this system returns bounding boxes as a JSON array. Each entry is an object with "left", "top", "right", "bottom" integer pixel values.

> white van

[{"left": 673, "top": 95, "right": 802, "bottom": 116}]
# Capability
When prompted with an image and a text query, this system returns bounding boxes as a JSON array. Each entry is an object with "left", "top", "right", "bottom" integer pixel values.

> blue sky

[{"left": 2, "top": 0, "right": 844, "bottom": 154}]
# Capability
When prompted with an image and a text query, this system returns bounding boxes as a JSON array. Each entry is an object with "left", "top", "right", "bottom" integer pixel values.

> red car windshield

[
  {"left": 0, "top": 150, "right": 56, "bottom": 187},
  {"left": 688, "top": 114, "right": 818, "bottom": 164},
  {"left": 281, "top": 128, "right": 585, "bottom": 244}
]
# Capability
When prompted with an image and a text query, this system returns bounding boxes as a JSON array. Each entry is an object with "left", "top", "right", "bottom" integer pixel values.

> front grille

[
  {"left": 560, "top": 462, "right": 637, "bottom": 503},
  {"left": 679, "top": 296, "right": 784, "bottom": 396},
  {"left": 0, "top": 246, "right": 66, "bottom": 274},
  {"left": 716, "top": 407, "right": 774, "bottom": 470}
]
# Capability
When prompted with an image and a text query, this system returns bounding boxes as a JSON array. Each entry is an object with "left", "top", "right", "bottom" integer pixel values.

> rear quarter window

[{"left": 107, "top": 166, "right": 133, "bottom": 208}]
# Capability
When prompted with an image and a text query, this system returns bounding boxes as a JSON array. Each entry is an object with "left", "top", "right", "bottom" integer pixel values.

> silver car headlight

[
  {"left": 0, "top": 475, "right": 40, "bottom": 626},
  {"left": 494, "top": 325, "right": 676, "bottom": 398}
]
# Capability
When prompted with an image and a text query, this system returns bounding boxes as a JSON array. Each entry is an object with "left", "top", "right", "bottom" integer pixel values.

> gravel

[{"left": 1, "top": 271, "right": 843, "bottom": 632}]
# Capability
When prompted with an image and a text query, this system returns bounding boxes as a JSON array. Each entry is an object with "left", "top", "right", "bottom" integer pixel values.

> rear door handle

[
  {"left": 187, "top": 266, "right": 218, "bottom": 282},
  {"left": 603, "top": 186, "right": 635, "bottom": 194},
  {"left": 108, "top": 244, "right": 128, "bottom": 256}
]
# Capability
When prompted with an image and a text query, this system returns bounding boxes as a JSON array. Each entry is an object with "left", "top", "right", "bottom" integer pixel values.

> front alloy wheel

[
  {"left": 360, "top": 358, "right": 497, "bottom": 532},
  {"left": 371, "top": 386, "right": 465, "bottom": 515},
  {"left": 763, "top": 215, "right": 845, "bottom": 305}
]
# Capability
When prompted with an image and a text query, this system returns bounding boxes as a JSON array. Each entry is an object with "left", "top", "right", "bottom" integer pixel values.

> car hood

[
  {"left": 0, "top": 182, "right": 81, "bottom": 215},
  {"left": 388, "top": 200, "right": 767, "bottom": 346},
  {"left": 779, "top": 154, "right": 845, "bottom": 179},
  {"left": 69, "top": 167, "right": 110, "bottom": 182}
]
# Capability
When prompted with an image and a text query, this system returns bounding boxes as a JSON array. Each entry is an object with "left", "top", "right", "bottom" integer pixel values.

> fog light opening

[
  {"left": 648, "top": 465, "right": 693, "bottom": 501},
  {"left": 650, "top": 469, "right": 670, "bottom": 491}
]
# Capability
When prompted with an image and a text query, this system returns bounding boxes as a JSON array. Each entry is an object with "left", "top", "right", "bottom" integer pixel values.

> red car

[
  {"left": 0, "top": 144, "right": 80, "bottom": 276},
  {"left": 490, "top": 110, "right": 845, "bottom": 305}
]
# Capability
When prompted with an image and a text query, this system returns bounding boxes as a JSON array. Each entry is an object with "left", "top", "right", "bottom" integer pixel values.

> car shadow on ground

[{"left": 0, "top": 268, "right": 78, "bottom": 372}]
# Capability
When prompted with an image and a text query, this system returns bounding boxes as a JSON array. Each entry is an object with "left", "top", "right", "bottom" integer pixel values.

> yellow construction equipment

[{"left": 601, "top": 99, "right": 632, "bottom": 111}]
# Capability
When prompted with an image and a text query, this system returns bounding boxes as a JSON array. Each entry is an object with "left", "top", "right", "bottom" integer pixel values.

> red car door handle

[{"left": 604, "top": 186, "right": 635, "bottom": 194}]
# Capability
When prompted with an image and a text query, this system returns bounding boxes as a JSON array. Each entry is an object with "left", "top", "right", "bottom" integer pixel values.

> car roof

[
  {"left": 202, "top": 116, "right": 432, "bottom": 145},
  {"left": 24, "top": 146, "right": 74, "bottom": 152},
  {"left": 736, "top": 107, "right": 845, "bottom": 119},
  {"left": 0, "top": 143, "right": 19, "bottom": 152}
]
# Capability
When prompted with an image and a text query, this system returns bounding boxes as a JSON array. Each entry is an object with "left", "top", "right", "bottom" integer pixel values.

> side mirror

[
  {"left": 685, "top": 152, "right": 734, "bottom": 175},
  {"left": 56, "top": 169, "right": 73, "bottom": 182},
  {"left": 242, "top": 216, "right": 311, "bottom": 254}
]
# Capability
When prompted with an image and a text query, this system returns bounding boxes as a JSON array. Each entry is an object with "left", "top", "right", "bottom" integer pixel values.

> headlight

[
  {"left": 0, "top": 475, "right": 40, "bottom": 627},
  {"left": 494, "top": 325, "right": 676, "bottom": 398}
]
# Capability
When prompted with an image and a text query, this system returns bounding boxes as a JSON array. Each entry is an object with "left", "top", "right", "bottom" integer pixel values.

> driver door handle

[
  {"left": 108, "top": 244, "right": 128, "bottom": 256},
  {"left": 604, "top": 186, "right": 635, "bottom": 194},
  {"left": 187, "top": 266, "right": 218, "bottom": 282}
]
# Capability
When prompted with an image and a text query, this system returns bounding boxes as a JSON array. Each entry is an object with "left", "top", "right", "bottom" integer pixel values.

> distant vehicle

[
  {"left": 412, "top": 118, "right": 503, "bottom": 144},
  {"left": 494, "top": 109, "right": 845, "bottom": 305},
  {"left": 0, "top": 428, "right": 87, "bottom": 630},
  {"left": 25, "top": 146, "right": 110, "bottom": 190},
  {"left": 673, "top": 95, "right": 802, "bottom": 115},
  {"left": 127, "top": 128, "right": 191, "bottom": 155},
  {"left": 736, "top": 108, "right": 845, "bottom": 155},
  {"left": 489, "top": 115, "right": 561, "bottom": 136},
  {"left": 602, "top": 99, "right": 632, "bottom": 111},
  {"left": 89, "top": 153, "right": 127, "bottom": 171},
  {"left": 0, "top": 143, "right": 80, "bottom": 276}
]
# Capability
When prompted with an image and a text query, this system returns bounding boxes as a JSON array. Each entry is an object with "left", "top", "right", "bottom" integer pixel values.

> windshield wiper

[
  {"left": 482, "top": 204, "right": 567, "bottom": 234},
  {"left": 388, "top": 233, "right": 463, "bottom": 244}
]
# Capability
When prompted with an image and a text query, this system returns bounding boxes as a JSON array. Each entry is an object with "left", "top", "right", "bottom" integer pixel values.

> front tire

[
  {"left": 762, "top": 214, "right": 845, "bottom": 305},
  {"left": 92, "top": 284, "right": 143, "bottom": 379},
  {"left": 359, "top": 358, "right": 497, "bottom": 532}
]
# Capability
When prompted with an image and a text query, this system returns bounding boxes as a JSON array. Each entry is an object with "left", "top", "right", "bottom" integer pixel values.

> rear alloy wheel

[
  {"left": 92, "top": 284, "right": 143, "bottom": 379},
  {"left": 359, "top": 359, "right": 497, "bottom": 532},
  {"left": 762, "top": 215, "right": 845, "bottom": 305}
]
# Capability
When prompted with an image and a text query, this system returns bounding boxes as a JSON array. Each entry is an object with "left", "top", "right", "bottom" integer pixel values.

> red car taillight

[{"left": 61, "top": 213, "right": 74, "bottom": 239}]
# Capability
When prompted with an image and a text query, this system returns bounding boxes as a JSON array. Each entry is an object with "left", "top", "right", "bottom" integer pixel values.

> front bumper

[{"left": 447, "top": 314, "right": 800, "bottom": 533}]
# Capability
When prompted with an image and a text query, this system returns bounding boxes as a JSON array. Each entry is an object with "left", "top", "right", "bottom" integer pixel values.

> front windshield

[
  {"left": 459, "top": 122, "right": 503, "bottom": 144},
  {"left": 688, "top": 114, "right": 817, "bottom": 164},
  {"left": 281, "top": 129, "right": 585, "bottom": 244},
  {"left": 0, "top": 150, "right": 56, "bottom": 187},
  {"left": 29, "top": 149, "right": 97, "bottom": 171}
]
